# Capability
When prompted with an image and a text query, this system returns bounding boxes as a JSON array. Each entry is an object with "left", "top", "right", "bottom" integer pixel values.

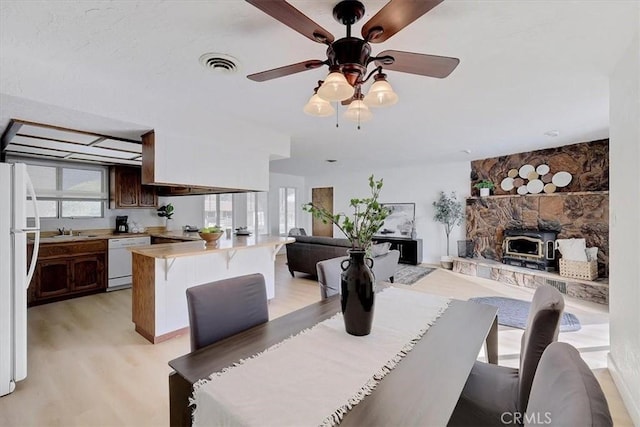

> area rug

[
  {"left": 469, "top": 296, "right": 581, "bottom": 332},
  {"left": 392, "top": 265, "right": 435, "bottom": 286}
]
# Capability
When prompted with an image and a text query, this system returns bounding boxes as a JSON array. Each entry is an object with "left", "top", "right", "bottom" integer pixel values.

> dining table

[{"left": 168, "top": 289, "right": 498, "bottom": 426}]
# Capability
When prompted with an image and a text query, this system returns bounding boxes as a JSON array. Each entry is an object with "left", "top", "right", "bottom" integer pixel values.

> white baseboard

[{"left": 608, "top": 352, "right": 640, "bottom": 425}]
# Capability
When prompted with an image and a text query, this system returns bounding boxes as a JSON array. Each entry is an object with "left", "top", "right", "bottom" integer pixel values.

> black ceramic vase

[{"left": 340, "top": 249, "right": 375, "bottom": 336}]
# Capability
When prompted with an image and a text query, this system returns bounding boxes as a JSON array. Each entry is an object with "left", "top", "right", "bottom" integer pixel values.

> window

[
  {"left": 279, "top": 187, "right": 296, "bottom": 234},
  {"left": 11, "top": 158, "right": 107, "bottom": 218},
  {"left": 204, "top": 194, "right": 234, "bottom": 229},
  {"left": 247, "top": 192, "right": 268, "bottom": 235}
]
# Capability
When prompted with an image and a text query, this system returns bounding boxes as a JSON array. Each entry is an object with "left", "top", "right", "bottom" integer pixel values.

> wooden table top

[
  {"left": 169, "top": 292, "right": 497, "bottom": 426},
  {"left": 129, "top": 235, "right": 294, "bottom": 259}
]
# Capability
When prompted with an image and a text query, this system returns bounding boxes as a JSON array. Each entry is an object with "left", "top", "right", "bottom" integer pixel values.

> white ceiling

[{"left": 0, "top": 1, "right": 637, "bottom": 176}]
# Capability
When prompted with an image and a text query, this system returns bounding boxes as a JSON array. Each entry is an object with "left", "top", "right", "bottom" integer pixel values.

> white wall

[
  {"left": 608, "top": 16, "right": 640, "bottom": 425},
  {"left": 303, "top": 162, "right": 470, "bottom": 264},
  {"left": 268, "top": 172, "right": 306, "bottom": 236},
  {"left": 152, "top": 125, "right": 289, "bottom": 192}
]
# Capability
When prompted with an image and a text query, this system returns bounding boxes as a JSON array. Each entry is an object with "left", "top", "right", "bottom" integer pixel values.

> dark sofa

[{"left": 286, "top": 235, "right": 352, "bottom": 277}]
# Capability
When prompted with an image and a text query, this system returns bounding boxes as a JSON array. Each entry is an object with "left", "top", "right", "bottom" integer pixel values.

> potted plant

[
  {"left": 157, "top": 203, "right": 175, "bottom": 231},
  {"left": 473, "top": 179, "right": 495, "bottom": 197},
  {"left": 303, "top": 175, "right": 389, "bottom": 336},
  {"left": 432, "top": 191, "right": 464, "bottom": 269}
]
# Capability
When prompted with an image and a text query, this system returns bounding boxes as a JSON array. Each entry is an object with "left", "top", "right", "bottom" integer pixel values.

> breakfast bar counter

[{"left": 130, "top": 236, "right": 294, "bottom": 343}]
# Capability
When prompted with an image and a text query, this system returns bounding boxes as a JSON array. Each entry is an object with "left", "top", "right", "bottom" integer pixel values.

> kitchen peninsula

[{"left": 129, "top": 236, "right": 294, "bottom": 343}]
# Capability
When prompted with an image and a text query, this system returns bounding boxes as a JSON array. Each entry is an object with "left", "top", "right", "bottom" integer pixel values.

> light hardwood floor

[{"left": 0, "top": 256, "right": 632, "bottom": 426}]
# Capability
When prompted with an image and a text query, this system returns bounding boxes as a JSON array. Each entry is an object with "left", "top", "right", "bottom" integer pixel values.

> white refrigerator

[{"left": 0, "top": 162, "right": 40, "bottom": 397}]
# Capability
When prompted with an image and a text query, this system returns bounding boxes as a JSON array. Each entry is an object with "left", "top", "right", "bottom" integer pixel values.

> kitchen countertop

[
  {"left": 129, "top": 236, "right": 294, "bottom": 259},
  {"left": 34, "top": 232, "right": 151, "bottom": 244}
]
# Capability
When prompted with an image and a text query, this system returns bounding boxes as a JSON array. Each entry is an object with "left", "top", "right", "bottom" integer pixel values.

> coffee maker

[{"left": 115, "top": 216, "right": 129, "bottom": 233}]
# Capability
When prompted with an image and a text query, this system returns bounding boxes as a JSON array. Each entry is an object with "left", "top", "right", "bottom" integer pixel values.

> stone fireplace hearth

[{"left": 453, "top": 257, "right": 608, "bottom": 304}]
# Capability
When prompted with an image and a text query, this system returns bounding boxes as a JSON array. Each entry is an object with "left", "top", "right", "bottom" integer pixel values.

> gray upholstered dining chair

[
  {"left": 448, "top": 285, "right": 565, "bottom": 426},
  {"left": 524, "top": 342, "right": 612, "bottom": 427},
  {"left": 185, "top": 273, "right": 269, "bottom": 352}
]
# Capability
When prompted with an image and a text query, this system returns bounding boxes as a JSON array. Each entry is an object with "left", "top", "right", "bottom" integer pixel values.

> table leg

[
  {"left": 484, "top": 316, "right": 498, "bottom": 364},
  {"left": 169, "top": 371, "right": 193, "bottom": 427}
]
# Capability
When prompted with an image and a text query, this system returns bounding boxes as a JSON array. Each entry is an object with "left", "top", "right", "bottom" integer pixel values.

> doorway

[{"left": 311, "top": 187, "right": 333, "bottom": 237}]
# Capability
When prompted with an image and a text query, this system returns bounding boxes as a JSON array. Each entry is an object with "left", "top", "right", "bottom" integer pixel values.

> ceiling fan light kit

[
  {"left": 245, "top": 0, "right": 459, "bottom": 127},
  {"left": 344, "top": 99, "right": 373, "bottom": 123},
  {"left": 303, "top": 93, "right": 335, "bottom": 117},
  {"left": 363, "top": 73, "right": 398, "bottom": 107},
  {"left": 317, "top": 70, "right": 355, "bottom": 102}
]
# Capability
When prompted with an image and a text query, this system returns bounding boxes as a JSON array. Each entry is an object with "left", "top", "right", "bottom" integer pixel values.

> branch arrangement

[{"left": 303, "top": 175, "right": 389, "bottom": 250}]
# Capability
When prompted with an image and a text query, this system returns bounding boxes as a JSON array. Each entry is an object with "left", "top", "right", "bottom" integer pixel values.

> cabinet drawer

[{"left": 38, "top": 240, "right": 108, "bottom": 258}]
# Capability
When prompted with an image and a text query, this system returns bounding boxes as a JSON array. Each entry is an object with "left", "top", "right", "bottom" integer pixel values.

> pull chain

[{"left": 335, "top": 102, "right": 339, "bottom": 128}]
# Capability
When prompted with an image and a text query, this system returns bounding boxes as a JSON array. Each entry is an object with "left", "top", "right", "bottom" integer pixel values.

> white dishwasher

[{"left": 108, "top": 236, "right": 150, "bottom": 291}]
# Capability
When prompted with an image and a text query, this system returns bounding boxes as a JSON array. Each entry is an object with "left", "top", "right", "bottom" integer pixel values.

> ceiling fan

[{"left": 244, "top": 0, "right": 460, "bottom": 123}]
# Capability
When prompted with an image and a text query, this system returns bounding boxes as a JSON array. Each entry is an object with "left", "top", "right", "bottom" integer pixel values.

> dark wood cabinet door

[
  {"left": 71, "top": 254, "right": 105, "bottom": 292},
  {"left": 115, "top": 167, "right": 139, "bottom": 208},
  {"left": 139, "top": 184, "right": 157, "bottom": 208},
  {"left": 36, "top": 259, "right": 72, "bottom": 299}
]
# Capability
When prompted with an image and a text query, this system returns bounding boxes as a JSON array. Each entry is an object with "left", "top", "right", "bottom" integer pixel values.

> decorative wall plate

[
  {"left": 541, "top": 173, "right": 553, "bottom": 183},
  {"left": 527, "top": 179, "right": 544, "bottom": 194},
  {"left": 536, "top": 164, "right": 550, "bottom": 175},
  {"left": 501, "top": 177, "right": 514, "bottom": 191},
  {"left": 517, "top": 186, "right": 529, "bottom": 195},
  {"left": 519, "top": 164, "right": 535, "bottom": 179},
  {"left": 527, "top": 171, "right": 539, "bottom": 181},
  {"left": 508, "top": 168, "right": 518, "bottom": 178},
  {"left": 552, "top": 171, "right": 572, "bottom": 187},
  {"left": 513, "top": 178, "right": 525, "bottom": 187},
  {"left": 544, "top": 183, "right": 557, "bottom": 193}
]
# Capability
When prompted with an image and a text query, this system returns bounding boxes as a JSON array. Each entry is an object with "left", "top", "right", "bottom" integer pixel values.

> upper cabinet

[{"left": 110, "top": 166, "right": 157, "bottom": 209}]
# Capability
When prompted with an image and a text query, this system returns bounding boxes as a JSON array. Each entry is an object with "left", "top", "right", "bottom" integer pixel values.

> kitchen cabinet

[
  {"left": 110, "top": 166, "right": 157, "bottom": 209},
  {"left": 372, "top": 237, "right": 423, "bottom": 265},
  {"left": 28, "top": 240, "right": 107, "bottom": 306}
]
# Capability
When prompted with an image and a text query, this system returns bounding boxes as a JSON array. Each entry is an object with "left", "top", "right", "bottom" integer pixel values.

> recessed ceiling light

[
  {"left": 326, "top": 159, "right": 337, "bottom": 163},
  {"left": 461, "top": 149, "right": 472, "bottom": 154},
  {"left": 199, "top": 53, "right": 239, "bottom": 74},
  {"left": 544, "top": 130, "right": 560, "bottom": 137}
]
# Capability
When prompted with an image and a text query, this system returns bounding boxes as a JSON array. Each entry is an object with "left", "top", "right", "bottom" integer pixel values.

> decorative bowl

[{"left": 199, "top": 232, "right": 223, "bottom": 245}]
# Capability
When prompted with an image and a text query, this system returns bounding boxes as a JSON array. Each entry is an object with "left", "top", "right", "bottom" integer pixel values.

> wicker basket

[{"left": 559, "top": 259, "right": 598, "bottom": 281}]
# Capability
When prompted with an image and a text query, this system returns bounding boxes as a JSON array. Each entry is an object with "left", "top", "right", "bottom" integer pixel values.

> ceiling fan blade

[
  {"left": 375, "top": 50, "right": 459, "bottom": 78},
  {"left": 247, "top": 60, "right": 326, "bottom": 82},
  {"left": 245, "top": 0, "right": 334, "bottom": 44},
  {"left": 362, "top": 0, "right": 444, "bottom": 43}
]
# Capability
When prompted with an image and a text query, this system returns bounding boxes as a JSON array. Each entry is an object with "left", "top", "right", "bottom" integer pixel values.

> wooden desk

[{"left": 168, "top": 294, "right": 498, "bottom": 426}]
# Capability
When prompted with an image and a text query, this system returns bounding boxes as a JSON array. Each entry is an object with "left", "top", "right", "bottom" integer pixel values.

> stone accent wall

[
  {"left": 466, "top": 139, "right": 609, "bottom": 278},
  {"left": 470, "top": 139, "right": 608, "bottom": 196}
]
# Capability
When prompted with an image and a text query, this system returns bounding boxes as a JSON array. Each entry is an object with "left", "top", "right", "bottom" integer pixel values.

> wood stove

[{"left": 502, "top": 229, "right": 558, "bottom": 271}]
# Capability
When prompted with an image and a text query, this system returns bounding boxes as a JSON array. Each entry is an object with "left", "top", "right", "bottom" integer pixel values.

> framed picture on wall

[{"left": 376, "top": 203, "right": 416, "bottom": 238}]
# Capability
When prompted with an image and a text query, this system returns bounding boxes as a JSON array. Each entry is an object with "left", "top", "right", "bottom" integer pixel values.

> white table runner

[{"left": 192, "top": 287, "right": 451, "bottom": 427}]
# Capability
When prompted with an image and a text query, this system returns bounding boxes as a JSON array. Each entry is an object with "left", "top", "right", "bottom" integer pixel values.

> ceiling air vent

[{"left": 199, "top": 53, "right": 239, "bottom": 74}]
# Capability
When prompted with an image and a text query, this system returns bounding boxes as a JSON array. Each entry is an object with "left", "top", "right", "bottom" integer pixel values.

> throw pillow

[
  {"left": 557, "top": 238, "right": 588, "bottom": 262},
  {"left": 371, "top": 242, "right": 391, "bottom": 257}
]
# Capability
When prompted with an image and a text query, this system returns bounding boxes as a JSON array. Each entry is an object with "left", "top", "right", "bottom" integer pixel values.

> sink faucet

[{"left": 57, "top": 227, "right": 73, "bottom": 236}]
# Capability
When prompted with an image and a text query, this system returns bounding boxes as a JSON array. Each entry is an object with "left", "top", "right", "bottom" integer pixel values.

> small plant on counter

[{"left": 157, "top": 203, "right": 174, "bottom": 220}]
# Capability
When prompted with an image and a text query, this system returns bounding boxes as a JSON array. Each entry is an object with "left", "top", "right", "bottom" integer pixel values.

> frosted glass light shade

[
  {"left": 303, "top": 94, "right": 335, "bottom": 117},
  {"left": 363, "top": 79, "right": 398, "bottom": 107},
  {"left": 317, "top": 72, "right": 354, "bottom": 102},
  {"left": 343, "top": 100, "right": 373, "bottom": 122}
]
